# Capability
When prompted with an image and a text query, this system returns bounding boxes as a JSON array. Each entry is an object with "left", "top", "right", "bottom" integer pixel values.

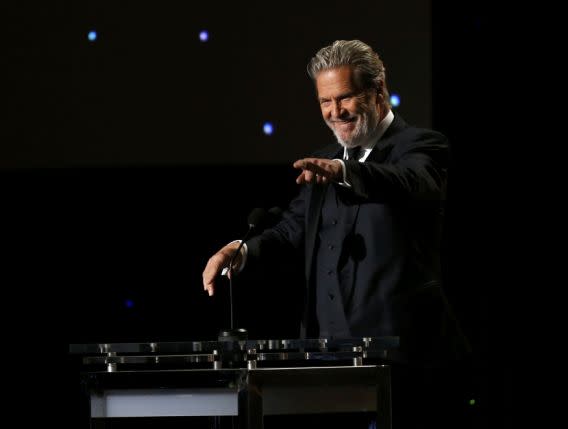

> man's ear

[{"left": 375, "top": 88, "right": 383, "bottom": 105}]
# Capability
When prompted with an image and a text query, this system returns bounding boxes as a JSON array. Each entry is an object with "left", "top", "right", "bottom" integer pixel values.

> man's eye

[{"left": 320, "top": 100, "right": 330, "bottom": 106}]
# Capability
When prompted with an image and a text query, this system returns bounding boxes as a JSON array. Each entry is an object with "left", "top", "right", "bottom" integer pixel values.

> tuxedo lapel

[{"left": 367, "top": 113, "right": 408, "bottom": 162}]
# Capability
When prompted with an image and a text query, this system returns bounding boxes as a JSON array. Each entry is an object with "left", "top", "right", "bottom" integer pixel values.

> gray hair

[{"left": 307, "top": 40, "right": 390, "bottom": 106}]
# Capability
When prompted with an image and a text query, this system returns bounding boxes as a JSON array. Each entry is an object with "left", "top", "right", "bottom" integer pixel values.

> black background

[{"left": 5, "top": 1, "right": 432, "bottom": 167}]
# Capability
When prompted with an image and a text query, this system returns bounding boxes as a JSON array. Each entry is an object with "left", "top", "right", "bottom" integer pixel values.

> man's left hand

[{"left": 293, "top": 158, "right": 343, "bottom": 184}]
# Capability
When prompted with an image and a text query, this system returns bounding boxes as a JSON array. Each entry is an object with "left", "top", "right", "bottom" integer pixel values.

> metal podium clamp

[{"left": 247, "top": 349, "right": 257, "bottom": 370}]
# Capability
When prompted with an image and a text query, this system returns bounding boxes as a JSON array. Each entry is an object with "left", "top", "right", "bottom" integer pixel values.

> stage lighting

[
  {"left": 263, "top": 122, "right": 274, "bottom": 135},
  {"left": 390, "top": 94, "right": 400, "bottom": 107}
]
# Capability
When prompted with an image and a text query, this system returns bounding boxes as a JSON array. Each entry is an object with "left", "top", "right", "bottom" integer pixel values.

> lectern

[{"left": 69, "top": 337, "right": 399, "bottom": 428}]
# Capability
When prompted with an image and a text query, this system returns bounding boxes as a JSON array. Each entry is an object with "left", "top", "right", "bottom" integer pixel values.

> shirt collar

[{"left": 342, "top": 109, "right": 394, "bottom": 160}]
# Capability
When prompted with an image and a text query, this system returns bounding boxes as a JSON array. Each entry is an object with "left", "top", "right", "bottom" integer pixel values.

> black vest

[{"left": 312, "top": 184, "right": 357, "bottom": 337}]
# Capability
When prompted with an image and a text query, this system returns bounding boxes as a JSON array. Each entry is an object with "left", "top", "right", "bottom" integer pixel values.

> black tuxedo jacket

[{"left": 246, "top": 114, "right": 470, "bottom": 366}]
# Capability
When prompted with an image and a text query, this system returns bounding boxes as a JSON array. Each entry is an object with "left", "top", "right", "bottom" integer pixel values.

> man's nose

[{"left": 331, "top": 101, "right": 346, "bottom": 119}]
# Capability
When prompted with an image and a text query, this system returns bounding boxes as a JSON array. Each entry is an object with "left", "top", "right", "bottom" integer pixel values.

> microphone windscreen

[
  {"left": 247, "top": 207, "right": 267, "bottom": 227},
  {"left": 268, "top": 206, "right": 283, "bottom": 217},
  {"left": 267, "top": 206, "right": 283, "bottom": 227}
]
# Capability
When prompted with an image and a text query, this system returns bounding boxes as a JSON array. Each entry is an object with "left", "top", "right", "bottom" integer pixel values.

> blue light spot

[
  {"left": 88, "top": 31, "right": 97, "bottom": 42},
  {"left": 124, "top": 299, "right": 134, "bottom": 309},
  {"left": 390, "top": 94, "right": 400, "bottom": 107},
  {"left": 263, "top": 122, "right": 274, "bottom": 135},
  {"left": 199, "top": 31, "right": 209, "bottom": 42}
]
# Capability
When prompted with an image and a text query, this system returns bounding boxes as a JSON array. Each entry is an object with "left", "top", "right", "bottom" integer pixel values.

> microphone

[
  {"left": 266, "top": 206, "right": 283, "bottom": 226},
  {"left": 226, "top": 207, "right": 267, "bottom": 272},
  {"left": 221, "top": 207, "right": 267, "bottom": 277},
  {"left": 219, "top": 207, "right": 267, "bottom": 342}
]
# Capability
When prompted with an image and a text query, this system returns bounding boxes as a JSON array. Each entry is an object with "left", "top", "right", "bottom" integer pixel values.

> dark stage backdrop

[{"left": 5, "top": 0, "right": 432, "bottom": 168}]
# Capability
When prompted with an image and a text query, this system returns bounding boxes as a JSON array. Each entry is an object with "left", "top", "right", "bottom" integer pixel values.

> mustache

[{"left": 327, "top": 117, "right": 357, "bottom": 123}]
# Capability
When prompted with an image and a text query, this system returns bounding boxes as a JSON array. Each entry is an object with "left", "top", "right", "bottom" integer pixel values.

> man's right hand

[{"left": 202, "top": 241, "right": 242, "bottom": 296}]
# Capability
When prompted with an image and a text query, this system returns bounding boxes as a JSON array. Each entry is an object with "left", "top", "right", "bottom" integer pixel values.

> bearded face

[{"left": 316, "top": 66, "right": 381, "bottom": 148}]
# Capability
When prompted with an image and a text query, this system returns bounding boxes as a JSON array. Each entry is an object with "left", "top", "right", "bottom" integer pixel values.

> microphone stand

[
  {"left": 218, "top": 224, "right": 256, "bottom": 343},
  {"left": 218, "top": 207, "right": 270, "bottom": 342},
  {"left": 227, "top": 229, "right": 252, "bottom": 332}
]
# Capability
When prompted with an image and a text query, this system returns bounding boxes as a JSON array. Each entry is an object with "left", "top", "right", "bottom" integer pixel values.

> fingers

[
  {"left": 292, "top": 159, "right": 306, "bottom": 169},
  {"left": 294, "top": 159, "right": 325, "bottom": 174},
  {"left": 202, "top": 252, "right": 229, "bottom": 296},
  {"left": 202, "top": 243, "right": 241, "bottom": 296},
  {"left": 296, "top": 170, "right": 329, "bottom": 184},
  {"left": 295, "top": 159, "right": 333, "bottom": 176},
  {"left": 202, "top": 255, "right": 221, "bottom": 296},
  {"left": 295, "top": 166, "right": 320, "bottom": 184},
  {"left": 294, "top": 158, "right": 340, "bottom": 184},
  {"left": 296, "top": 169, "right": 316, "bottom": 184}
]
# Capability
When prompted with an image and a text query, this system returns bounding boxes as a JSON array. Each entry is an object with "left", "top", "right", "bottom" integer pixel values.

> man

[
  {"left": 202, "top": 39, "right": 468, "bottom": 366},
  {"left": 203, "top": 39, "right": 472, "bottom": 429}
]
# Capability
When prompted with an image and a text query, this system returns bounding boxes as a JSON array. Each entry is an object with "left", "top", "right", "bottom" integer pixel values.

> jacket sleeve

[
  {"left": 345, "top": 129, "right": 449, "bottom": 204},
  {"left": 245, "top": 183, "right": 308, "bottom": 268}
]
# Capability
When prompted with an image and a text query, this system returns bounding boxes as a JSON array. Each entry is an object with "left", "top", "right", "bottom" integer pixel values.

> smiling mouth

[
  {"left": 333, "top": 119, "right": 356, "bottom": 129},
  {"left": 331, "top": 118, "right": 356, "bottom": 124}
]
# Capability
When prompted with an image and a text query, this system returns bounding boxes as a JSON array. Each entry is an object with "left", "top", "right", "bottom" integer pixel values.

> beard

[{"left": 327, "top": 107, "right": 380, "bottom": 149}]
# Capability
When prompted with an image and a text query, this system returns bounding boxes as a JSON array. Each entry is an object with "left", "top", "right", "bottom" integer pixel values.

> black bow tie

[{"left": 346, "top": 146, "right": 362, "bottom": 161}]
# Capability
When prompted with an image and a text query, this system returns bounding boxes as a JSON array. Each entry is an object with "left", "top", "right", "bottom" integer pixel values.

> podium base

[{"left": 218, "top": 328, "right": 248, "bottom": 341}]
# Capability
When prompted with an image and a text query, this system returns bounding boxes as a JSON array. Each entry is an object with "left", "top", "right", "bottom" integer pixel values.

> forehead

[{"left": 315, "top": 65, "right": 359, "bottom": 97}]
